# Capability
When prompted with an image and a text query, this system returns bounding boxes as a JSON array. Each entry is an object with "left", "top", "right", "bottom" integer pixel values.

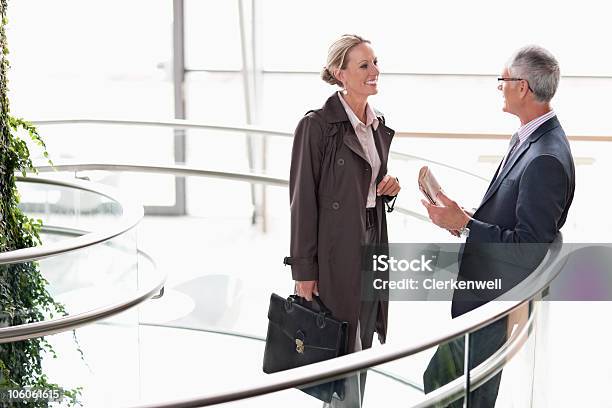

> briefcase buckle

[{"left": 295, "top": 338, "right": 305, "bottom": 354}]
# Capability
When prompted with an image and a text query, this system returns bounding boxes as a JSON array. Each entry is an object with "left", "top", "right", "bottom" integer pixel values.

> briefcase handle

[{"left": 288, "top": 295, "right": 332, "bottom": 316}]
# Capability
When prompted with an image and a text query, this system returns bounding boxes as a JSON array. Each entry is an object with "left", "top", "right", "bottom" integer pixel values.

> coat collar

[
  {"left": 317, "top": 93, "right": 392, "bottom": 169},
  {"left": 479, "top": 116, "right": 561, "bottom": 208}
]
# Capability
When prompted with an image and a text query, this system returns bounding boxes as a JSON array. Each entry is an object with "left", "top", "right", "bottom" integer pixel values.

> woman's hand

[
  {"left": 295, "top": 280, "right": 319, "bottom": 301},
  {"left": 377, "top": 175, "right": 401, "bottom": 197}
]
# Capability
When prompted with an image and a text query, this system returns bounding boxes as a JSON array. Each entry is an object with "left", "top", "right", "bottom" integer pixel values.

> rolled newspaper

[{"left": 418, "top": 166, "right": 443, "bottom": 206}]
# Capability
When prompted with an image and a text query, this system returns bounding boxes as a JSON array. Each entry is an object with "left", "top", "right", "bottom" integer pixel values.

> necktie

[{"left": 499, "top": 132, "right": 520, "bottom": 172}]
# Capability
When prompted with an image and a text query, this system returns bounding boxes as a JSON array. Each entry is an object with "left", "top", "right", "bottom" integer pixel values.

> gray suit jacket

[{"left": 452, "top": 116, "right": 575, "bottom": 317}]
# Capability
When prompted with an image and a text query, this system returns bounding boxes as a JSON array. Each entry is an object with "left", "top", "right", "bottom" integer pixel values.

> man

[{"left": 422, "top": 45, "right": 575, "bottom": 406}]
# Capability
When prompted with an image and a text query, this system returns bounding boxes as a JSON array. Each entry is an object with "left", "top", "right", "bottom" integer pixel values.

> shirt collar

[
  {"left": 517, "top": 110, "right": 556, "bottom": 144},
  {"left": 337, "top": 91, "right": 379, "bottom": 131}
]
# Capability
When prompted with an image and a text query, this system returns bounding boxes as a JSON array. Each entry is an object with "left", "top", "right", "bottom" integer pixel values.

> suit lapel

[
  {"left": 478, "top": 116, "right": 560, "bottom": 209},
  {"left": 373, "top": 123, "right": 393, "bottom": 183},
  {"left": 483, "top": 160, "right": 503, "bottom": 198},
  {"left": 479, "top": 141, "right": 530, "bottom": 207}
]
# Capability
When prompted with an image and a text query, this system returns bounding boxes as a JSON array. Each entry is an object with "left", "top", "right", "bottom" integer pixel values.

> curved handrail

[
  {"left": 30, "top": 119, "right": 494, "bottom": 180},
  {"left": 0, "top": 225, "right": 166, "bottom": 344},
  {"left": 31, "top": 118, "right": 612, "bottom": 142},
  {"left": 0, "top": 176, "right": 143, "bottom": 265},
  {"left": 139, "top": 322, "right": 424, "bottom": 392},
  {"left": 410, "top": 300, "right": 538, "bottom": 408},
  {"left": 390, "top": 151, "right": 488, "bottom": 181},
  {"left": 128, "top": 236, "right": 567, "bottom": 408},
  {"left": 31, "top": 162, "right": 431, "bottom": 223},
  {"left": 32, "top": 118, "right": 293, "bottom": 138},
  {"left": 32, "top": 163, "right": 288, "bottom": 187}
]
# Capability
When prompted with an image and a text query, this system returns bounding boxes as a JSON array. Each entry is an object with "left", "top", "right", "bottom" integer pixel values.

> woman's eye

[
  {"left": 360, "top": 64, "right": 368, "bottom": 69},
  {"left": 374, "top": 60, "right": 378, "bottom": 65}
]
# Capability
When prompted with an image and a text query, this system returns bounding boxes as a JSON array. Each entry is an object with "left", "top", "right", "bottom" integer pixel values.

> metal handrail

[
  {"left": 32, "top": 118, "right": 292, "bottom": 138},
  {"left": 27, "top": 118, "right": 494, "bottom": 181},
  {"left": 390, "top": 151, "right": 488, "bottom": 181},
  {"left": 128, "top": 236, "right": 566, "bottom": 408},
  {"left": 138, "top": 322, "right": 424, "bottom": 393},
  {"left": 0, "top": 176, "right": 143, "bottom": 265},
  {"left": 410, "top": 300, "right": 538, "bottom": 408},
  {"left": 0, "top": 225, "right": 166, "bottom": 344},
  {"left": 31, "top": 118, "right": 612, "bottom": 142},
  {"left": 32, "top": 163, "right": 288, "bottom": 187},
  {"left": 31, "top": 162, "right": 431, "bottom": 223}
]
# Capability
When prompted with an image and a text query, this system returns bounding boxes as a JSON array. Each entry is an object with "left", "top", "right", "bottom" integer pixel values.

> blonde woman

[{"left": 286, "top": 34, "right": 400, "bottom": 407}]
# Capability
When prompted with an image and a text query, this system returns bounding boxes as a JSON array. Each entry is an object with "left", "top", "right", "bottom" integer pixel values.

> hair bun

[{"left": 321, "top": 66, "right": 341, "bottom": 86}]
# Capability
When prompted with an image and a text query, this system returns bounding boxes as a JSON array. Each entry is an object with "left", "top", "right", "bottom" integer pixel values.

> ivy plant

[{"left": 1, "top": 1, "right": 81, "bottom": 406}]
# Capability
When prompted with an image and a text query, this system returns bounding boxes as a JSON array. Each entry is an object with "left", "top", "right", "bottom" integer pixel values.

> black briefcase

[{"left": 262, "top": 293, "right": 349, "bottom": 403}]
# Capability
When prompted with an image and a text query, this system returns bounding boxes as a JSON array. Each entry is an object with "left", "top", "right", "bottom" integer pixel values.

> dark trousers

[
  {"left": 327, "top": 208, "right": 381, "bottom": 408},
  {"left": 423, "top": 317, "right": 508, "bottom": 407}
]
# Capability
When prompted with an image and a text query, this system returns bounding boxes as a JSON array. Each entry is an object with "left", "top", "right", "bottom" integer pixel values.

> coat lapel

[
  {"left": 373, "top": 121, "right": 394, "bottom": 184},
  {"left": 318, "top": 93, "right": 370, "bottom": 163},
  {"left": 318, "top": 92, "right": 395, "bottom": 166},
  {"left": 343, "top": 127, "right": 370, "bottom": 163},
  {"left": 478, "top": 116, "right": 561, "bottom": 209}
]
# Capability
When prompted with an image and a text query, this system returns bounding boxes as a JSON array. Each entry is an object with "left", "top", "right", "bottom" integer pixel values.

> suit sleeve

[
  {"left": 289, "top": 115, "right": 324, "bottom": 281},
  {"left": 468, "top": 154, "right": 569, "bottom": 244}
]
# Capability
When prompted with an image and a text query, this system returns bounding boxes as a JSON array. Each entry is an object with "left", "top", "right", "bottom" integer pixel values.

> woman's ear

[{"left": 334, "top": 67, "right": 343, "bottom": 86}]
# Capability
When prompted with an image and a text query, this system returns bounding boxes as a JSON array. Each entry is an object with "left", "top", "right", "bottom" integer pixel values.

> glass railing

[
  {"left": 21, "top": 165, "right": 559, "bottom": 408},
  {"left": 0, "top": 176, "right": 164, "bottom": 407},
  {"left": 7, "top": 119, "right": 593, "bottom": 407}
]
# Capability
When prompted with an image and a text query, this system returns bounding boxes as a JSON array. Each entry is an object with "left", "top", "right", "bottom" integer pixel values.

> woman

[{"left": 286, "top": 34, "right": 400, "bottom": 406}]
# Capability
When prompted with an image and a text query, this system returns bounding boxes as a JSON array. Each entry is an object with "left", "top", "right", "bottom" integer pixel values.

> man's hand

[
  {"left": 377, "top": 175, "right": 401, "bottom": 197},
  {"left": 421, "top": 191, "right": 471, "bottom": 231},
  {"left": 448, "top": 229, "right": 461, "bottom": 237},
  {"left": 446, "top": 207, "right": 475, "bottom": 236},
  {"left": 295, "top": 280, "right": 319, "bottom": 301}
]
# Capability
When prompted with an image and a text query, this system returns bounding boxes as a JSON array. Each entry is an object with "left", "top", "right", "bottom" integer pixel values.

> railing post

[
  {"left": 463, "top": 332, "right": 471, "bottom": 407},
  {"left": 530, "top": 292, "right": 549, "bottom": 407}
]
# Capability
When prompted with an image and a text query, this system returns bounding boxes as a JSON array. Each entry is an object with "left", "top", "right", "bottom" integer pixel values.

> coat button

[
  {"left": 332, "top": 202, "right": 340, "bottom": 210},
  {"left": 337, "top": 158, "right": 345, "bottom": 166}
]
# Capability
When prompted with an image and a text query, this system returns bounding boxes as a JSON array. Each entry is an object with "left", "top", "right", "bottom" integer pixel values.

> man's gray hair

[{"left": 507, "top": 45, "right": 560, "bottom": 103}]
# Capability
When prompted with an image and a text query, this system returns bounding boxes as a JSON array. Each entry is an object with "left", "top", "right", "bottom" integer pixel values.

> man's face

[{"left": 499, "top": 67, "right": 520, "bottom": 115}]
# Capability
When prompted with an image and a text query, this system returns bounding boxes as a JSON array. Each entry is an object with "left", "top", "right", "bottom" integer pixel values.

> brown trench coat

[{"left": 288, "top": 92, "right": 396, "bottom": 350}]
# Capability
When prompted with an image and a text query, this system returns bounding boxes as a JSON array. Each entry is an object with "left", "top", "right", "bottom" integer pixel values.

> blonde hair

[{"left": 321, "top": 34, "right": 370, "bottom": 87}]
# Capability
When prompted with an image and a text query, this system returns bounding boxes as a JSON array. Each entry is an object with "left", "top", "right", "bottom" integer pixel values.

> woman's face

[{"left": 336, "top": 43, "right": 379, "bottom": 98}]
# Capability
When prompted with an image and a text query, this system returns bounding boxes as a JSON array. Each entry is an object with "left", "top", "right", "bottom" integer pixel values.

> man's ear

[{"left": 519, "top": 79, "right": 530, "bottom": 99}]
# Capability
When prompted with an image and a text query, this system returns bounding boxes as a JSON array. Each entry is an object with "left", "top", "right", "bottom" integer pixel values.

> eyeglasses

[{"left": 497, "top": 77, "right": 534, "bottom": 93}]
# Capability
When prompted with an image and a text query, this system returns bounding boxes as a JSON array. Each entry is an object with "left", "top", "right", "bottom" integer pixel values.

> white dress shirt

[{"left": 338, "top": 92, "right": 381, "bottom": 208}]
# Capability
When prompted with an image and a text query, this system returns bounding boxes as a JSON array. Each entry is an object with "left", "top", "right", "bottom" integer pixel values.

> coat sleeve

[
  {"left": 289, "top": 115, "right": 325, "bottom": 281},
  {"left": 468, "top": 154, "right": 570, "bottom": 243}
]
